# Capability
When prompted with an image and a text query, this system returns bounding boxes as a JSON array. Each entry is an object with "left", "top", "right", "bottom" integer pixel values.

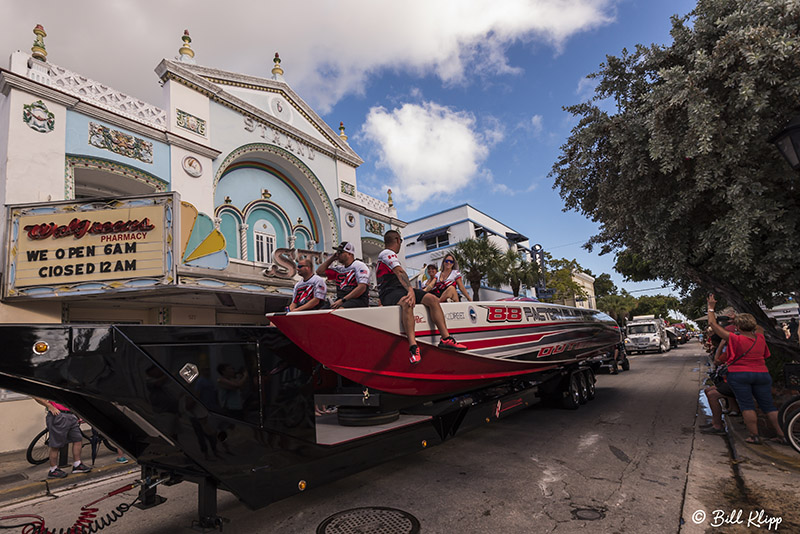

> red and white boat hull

[{"left": 268, "top": 301, "right": 620, "bottom": 396}]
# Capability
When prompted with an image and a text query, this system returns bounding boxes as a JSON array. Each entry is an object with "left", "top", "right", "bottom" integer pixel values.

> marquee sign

[{"left": 5, "top": 194, "right": 177, "bottom": 299}]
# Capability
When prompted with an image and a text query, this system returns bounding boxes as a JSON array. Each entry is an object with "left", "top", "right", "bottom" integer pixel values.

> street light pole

[{"left": 770, "top": 115, "right": 800, "bottom": 170}]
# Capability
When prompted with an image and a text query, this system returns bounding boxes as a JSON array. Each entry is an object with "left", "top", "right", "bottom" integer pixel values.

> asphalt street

[{"left": 0, "top": 342, "right": 795, "bottom": 533}]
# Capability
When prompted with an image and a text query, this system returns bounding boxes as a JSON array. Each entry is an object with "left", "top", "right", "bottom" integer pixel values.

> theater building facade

[{"left": 0, "top": 27, "right": 403, "bottom": 451}]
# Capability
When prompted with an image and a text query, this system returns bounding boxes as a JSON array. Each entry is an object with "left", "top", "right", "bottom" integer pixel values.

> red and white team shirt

[
  {"left": 433, "top": 269, "right": 462, "bottom": 293},
  {"left": 376, "top": 248, "right": 403, "bottom": 296},
  {"left": 325, "top": 260, "right": 370, "bottom": 300},
  {"left": 292, "top": 274, "right": 328, "bottom": 307}
]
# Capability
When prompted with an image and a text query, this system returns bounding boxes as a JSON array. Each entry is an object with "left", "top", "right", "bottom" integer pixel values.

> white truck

[{"left": 625, "top": 315, "right": 670, "bottom": 354}]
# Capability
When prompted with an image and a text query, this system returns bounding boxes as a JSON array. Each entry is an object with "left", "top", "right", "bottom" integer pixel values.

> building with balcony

[{"left": 402, "top": 204, "right": 533, "bottom": 300}]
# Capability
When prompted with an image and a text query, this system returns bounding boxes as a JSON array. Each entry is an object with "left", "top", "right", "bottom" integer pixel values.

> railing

[{"left": 48, "top": 64, "right": 167, "bottom": 128}]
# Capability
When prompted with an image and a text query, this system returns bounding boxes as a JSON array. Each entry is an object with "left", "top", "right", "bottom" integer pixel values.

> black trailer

[{"left": 0, "top": 325, "right": 597, "bottom": 529}]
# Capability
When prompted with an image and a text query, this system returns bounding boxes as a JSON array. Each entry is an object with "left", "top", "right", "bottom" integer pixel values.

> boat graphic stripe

[
  {"left": 412, "top": 321, "right": 578, "bottom": 337},
  {"left": 329, "top": 364, "right": 560, "bottom": 381}
]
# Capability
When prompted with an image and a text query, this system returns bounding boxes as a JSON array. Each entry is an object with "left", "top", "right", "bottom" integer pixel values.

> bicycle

[
  {"left": 26, "top": 419, "right": 115, "bottom": 465},
  {"left": 781, "top": 363, "right": 800, "bottom": 454}
]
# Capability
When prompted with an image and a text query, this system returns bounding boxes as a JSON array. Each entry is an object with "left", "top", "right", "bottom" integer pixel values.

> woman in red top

[{"left": 707, "top": 295, "right": 786, "bottom": 444}]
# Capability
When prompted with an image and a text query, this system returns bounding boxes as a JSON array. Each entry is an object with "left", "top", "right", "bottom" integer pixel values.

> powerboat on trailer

[
  {"left": 0, "top": 301, "right": 619, "bottom": 528},
  {"left": 268, "top": 301, "right": 621, "bottom": 396}
]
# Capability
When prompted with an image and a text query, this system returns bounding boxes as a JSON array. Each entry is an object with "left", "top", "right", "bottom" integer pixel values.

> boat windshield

[{"left": 628, "top": 324, "right": 656, "bottom": 334}]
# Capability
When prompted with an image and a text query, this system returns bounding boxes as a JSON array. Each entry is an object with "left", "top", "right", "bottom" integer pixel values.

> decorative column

[
  {"left": 288, "top": 235, "right": 296, "bottom": 249},
  {"left": 239, "top": 223, "right": 249, "bottom": 260},
  {"left": 213, "top": 217, "right": 221, "bottom": 230}
]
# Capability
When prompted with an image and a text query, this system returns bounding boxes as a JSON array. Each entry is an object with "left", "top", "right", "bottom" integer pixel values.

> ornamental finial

[
  {"left": 31, "top": 25, "right": 47, "bottom": 61},
  {"left": 387, "top": 189, "right": 394, "bottom": 207},
  {"left": 271, "top": 53, "right": 284, "bottom": 77},
  {"left": 338, "top": 121, "right": 348, "bottom": 142},
  {"left": 178, "top": 30, "right": 195, "bottom": 62}
]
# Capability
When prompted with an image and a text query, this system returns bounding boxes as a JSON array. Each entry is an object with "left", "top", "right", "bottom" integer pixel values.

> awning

[
  {"left": 505, "top": 231, "right": 528, "bottom": 243},
  {"left": 416, "top": 226, "right": 450, "bottom": 242}
]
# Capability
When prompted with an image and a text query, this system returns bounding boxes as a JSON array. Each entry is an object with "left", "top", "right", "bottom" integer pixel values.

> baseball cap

[{"left": 336, "top": 241, "right": 356, "bottom": 255}]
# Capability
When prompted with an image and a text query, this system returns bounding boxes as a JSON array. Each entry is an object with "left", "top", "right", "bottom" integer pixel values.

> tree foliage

[
  {"left": 496, "top": 248, "right": 540, "bottom": 297},
  {"left": 592, "top": 272, "right": 618, "bottom": 299},
  {"left": 451, "top": 237, "right": 503, "bottom": 301},
  {"left": 596, "top": 291, "right": 638, "bottom": 324},
  {"left": 550, "top": 0, "right": 800, "bottom": 361},
  {"left": 540, "top": 255, "right": 587, "bottom": 303}
]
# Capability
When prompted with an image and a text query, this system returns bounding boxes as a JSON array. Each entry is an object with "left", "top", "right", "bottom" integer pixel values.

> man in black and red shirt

[
  {"left": 289, "top": 259, "right": 329, "bottom": 311},
  {"left": 316, "top": 242, "right": 369, "bottom": 309},
  {"left": 377, "top": 229, "right": 466, "bottom": 363}
]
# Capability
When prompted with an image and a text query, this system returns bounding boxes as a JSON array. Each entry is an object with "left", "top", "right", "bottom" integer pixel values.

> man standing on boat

[
  {"left": 377, "top": 230, "right": 467, "bottom": 363},
  {"left": 317, "top": 242, "right": 370, "bottom": 309},
  {"left": 289, "top": 258, "right": 329, "bottom": 311}
]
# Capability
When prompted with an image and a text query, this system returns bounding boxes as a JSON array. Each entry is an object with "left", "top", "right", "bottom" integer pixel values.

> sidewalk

[
  {"left": 682, "top": 364, "right": 800, "bottom": 533},
  {"left": 0, "top": 445, "right": 137, "bottom": 507}
]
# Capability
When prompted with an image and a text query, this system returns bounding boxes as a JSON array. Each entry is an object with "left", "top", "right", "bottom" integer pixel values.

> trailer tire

[
  {"left": 337, "top": 407, "right": 400, "bottom": 427},
  {"left": 583, "top": 369, "right": 595, "bottom": 400},
  {"left": 560, "top": 374, "right": 581, "bottom": 410},
  {"left": 576, "top": 372, "right": 589, "bottom": 405}
]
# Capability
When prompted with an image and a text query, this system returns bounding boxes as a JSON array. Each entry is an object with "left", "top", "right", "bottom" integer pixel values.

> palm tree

[
  {"left": 496, "top": 249, "right": 540, "bottom": 297},
  {"left": 451, "top": 237, "right": 502, "bottom": 301}
]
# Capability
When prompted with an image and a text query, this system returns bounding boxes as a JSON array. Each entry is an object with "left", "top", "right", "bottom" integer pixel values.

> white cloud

[
  {"left": 530, "top": 114, "right": 544, "bottom": 135},
  {"left": 0, "top": 1, "right": 616, "bottom": 113},
  {"left": 576, "top": 76, "right": 599, "bottom": 101},
  {"left": 362, "top": 102, "right": 499, "bottom": 210}
]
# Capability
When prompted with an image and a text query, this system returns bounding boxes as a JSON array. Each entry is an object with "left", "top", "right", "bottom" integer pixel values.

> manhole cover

[
  {"left": 317, "top": 507, "right": 420, "bottom": 534},
  {"left": 572, "top": 508, "right": 605, "bottom": 521}
]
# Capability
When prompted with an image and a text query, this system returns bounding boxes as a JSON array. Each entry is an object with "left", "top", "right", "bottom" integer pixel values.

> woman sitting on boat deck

[{"left": 424, "top": 253, "right": 472, "bottom": 302}]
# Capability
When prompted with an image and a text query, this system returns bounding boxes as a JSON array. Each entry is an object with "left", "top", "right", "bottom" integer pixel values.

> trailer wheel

[
  {"left": 337, "top": 407, "right": 400, "bottom": 427},
  {"left": 583, "top": 369, "right": 596, "bottom": 400},
  {"left": 576, "top": 372, "right": 589, "bottom": 405},
  {"left": 560, "top": 374, "right": 581, "bottom": 410}
]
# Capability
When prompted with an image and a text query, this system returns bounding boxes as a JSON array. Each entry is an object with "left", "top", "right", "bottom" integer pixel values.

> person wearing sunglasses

[
  {"left": 376, "top": 230, "right": 467, "bottom": 363},
  {"left": 288, "top": 258, "right": 329, "bottom": 311},
  {"left": 425, "top": 253, "right": 472, "bottom": 303}
]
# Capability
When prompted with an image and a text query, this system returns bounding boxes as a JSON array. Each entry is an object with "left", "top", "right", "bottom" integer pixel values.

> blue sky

[{"left": 1, "top": 0, "right": 699, "bottom": 295}]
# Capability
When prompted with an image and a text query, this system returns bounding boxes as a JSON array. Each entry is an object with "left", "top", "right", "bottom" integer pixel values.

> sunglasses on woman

[{"left": 443, "top": 259, "right": 454, "bottom": 264}]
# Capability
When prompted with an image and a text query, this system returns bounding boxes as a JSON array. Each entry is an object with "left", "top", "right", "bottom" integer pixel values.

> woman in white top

[{"left": 426, "top": 253, "right": 472, "bottom": 302}]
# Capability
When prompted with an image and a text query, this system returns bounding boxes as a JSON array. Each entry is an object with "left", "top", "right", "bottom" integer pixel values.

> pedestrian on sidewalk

[
  {"left": 33, "top": 398, "right": 92, "bottom": 478},
  {"left": 706, "top": 295, "right": 786, "bottom": 445}
]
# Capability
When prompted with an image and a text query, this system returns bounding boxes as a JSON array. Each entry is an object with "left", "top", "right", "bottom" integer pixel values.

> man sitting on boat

[
  {"left": 377, "top": 230, "right": 467, "bottom": 363},
  {"left": 317, "top": 242, "right": 370, "bottom": 309},
  {"left": 288, "top": 258, "right": 329, "bottom": 311}
]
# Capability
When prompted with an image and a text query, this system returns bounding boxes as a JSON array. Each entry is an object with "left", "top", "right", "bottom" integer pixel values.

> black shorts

[
  {"left": 381, "top": 288, "right": 427, "bottom": 306},
  {"left": 341, "top": 298, "right": 368, "bottom": 308},
  {"left": 429, "top": 287, "right": 443, "bottom": 298},
  {"left": 716, "top": 381, "right": 734, "bottom": 398}
]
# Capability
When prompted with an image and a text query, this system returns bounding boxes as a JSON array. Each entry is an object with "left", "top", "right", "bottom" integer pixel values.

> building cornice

[
  {"left": 334, "top": 197, "right": 406, "bottom": 228},
  {"left": 155, "top": 60, "right": 363, "bottom": 167},
  {"left": 0, "top": 68, "right": 221, "bottom": 159}
]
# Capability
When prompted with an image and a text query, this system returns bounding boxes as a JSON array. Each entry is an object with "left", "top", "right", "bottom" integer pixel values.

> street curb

[
  {"left": 0, "top": 463, "right": 138, "bottom": 510},
  {"left": 726, "top": 416, "right": 800, "bottom": 471}
]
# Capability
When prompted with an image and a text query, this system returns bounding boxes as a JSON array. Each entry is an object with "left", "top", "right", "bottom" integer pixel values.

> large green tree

[
  {"left": 550, "top": 0, "right": 800, "bottom": 362},
  {"left": 451, "top": 237, "right": 503, "bottom": 301}
]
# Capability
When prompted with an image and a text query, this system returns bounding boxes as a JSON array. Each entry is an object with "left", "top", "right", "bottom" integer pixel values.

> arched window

[{"left": 252, "top": 219, "right": 277, "bottom": 264}]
